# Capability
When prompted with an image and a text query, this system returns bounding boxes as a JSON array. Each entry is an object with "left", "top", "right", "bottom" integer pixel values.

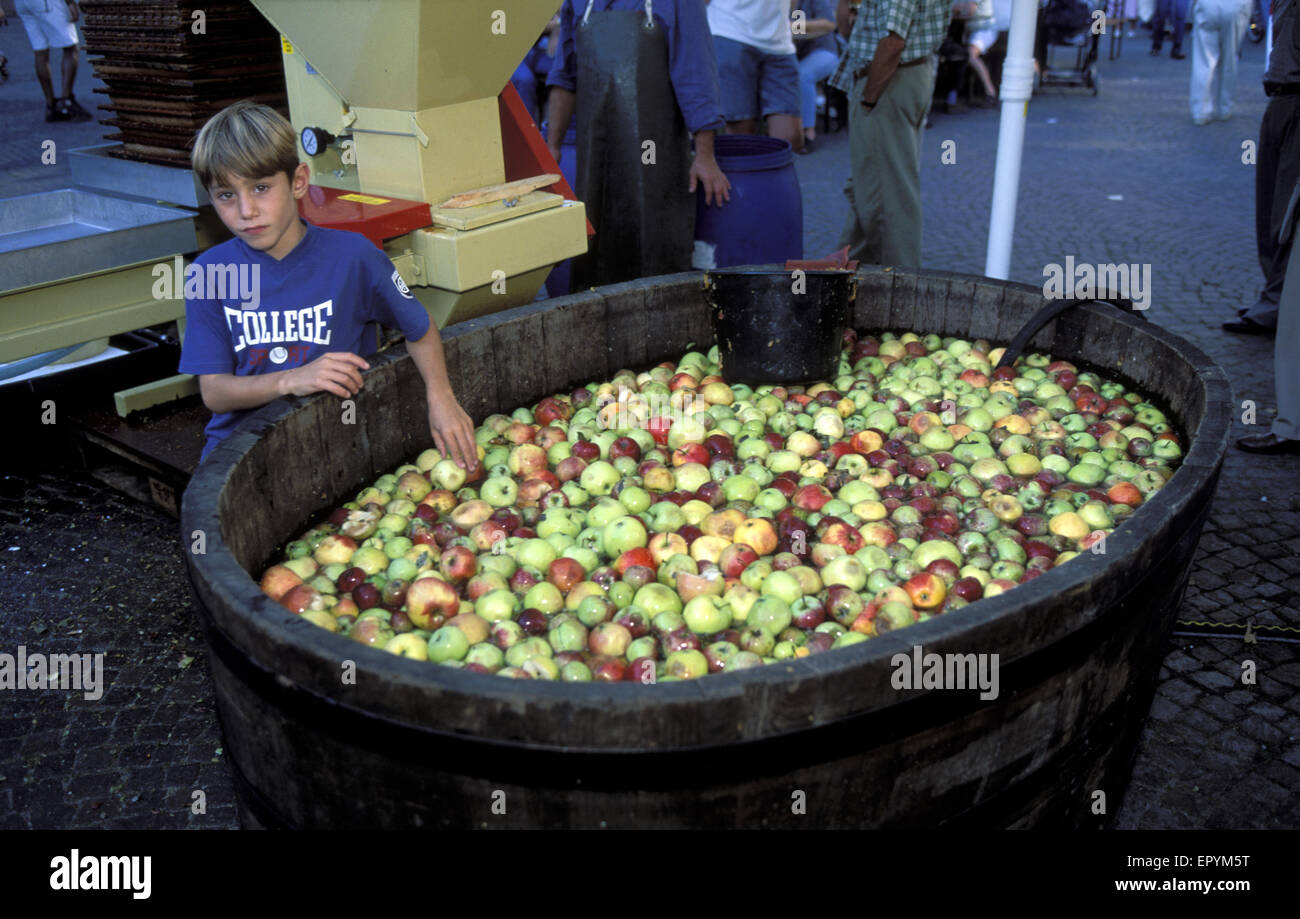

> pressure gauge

[{"left": 300, "top": 126, "right": 335, "bottom": 157}]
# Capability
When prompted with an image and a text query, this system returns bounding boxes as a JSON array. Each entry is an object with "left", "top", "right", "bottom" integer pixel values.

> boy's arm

[
  {"left": 405, "top": 327, "right": 478, "bottom": 471},
  {"left": 197, "top": 352, "right": 369, "bottom": 414}
]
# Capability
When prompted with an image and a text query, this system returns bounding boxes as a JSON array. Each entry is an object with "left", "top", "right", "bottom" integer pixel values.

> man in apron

[{"left": 546, "top": 0, "right": 731, "bottom": 290}]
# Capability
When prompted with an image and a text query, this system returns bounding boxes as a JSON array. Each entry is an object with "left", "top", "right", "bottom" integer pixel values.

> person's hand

[
  {"left": 690, "top": 155, "right": 731, "bottom": 206},
  {"left": 282, "top": 352, "right": 369, "bottom": 399},
  {"left": 66, "top": 1, "right": 80, "bottom": 24},
  {"left": 427, "top": 389, "right": 478, "bottom": 470}
]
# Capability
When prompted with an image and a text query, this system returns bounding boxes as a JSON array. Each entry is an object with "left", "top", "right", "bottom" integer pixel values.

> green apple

[
  {"left": 855, "top": 545, "right": 892, "bottom": 572},
  {"left": 524, "top": 581, "right": 564, "bottom": 614},
  {"left": 748, "top": 596, "right": 793, "bottom": 637},
  {"left": 560, "top": 481, "right": 590, "bottom": 507},
  {"left": 821, "top": 555, "right": 868, "bottom": 591},
  {"left": 428, "top": 625, "right": 470, "bottom": 663},
  {"left": 911, "top": 539, "right": 962, "bottom": 569},
  {"left": 683, "top": 595, "right": 731, "bottom": 635},
  {"left": 516, "top": 538, "right": 558, "bottom": 572},
  {"left": 480, "top": 476, "right": 519, "bottom": 507},
  {"left": 721, "top": 474, "right": 760, "bottom": 503},
  {"left": 580, "top": 461, "right": 620, "bottom": 496},
  {"left": 634, "top": 582, "right": 683, "bottom": 617},
  {"left": 761, "top": 570, "right": 803, "bottom": 605},
  {"left": 537, "top": 508, "right": 582, "bottom": 539},
  {"left": 479, "top": 552, "right": 516, "bottom": 578},
  {"left": 646, "top": 500, "right": 687, "bottom": 533},
  {"left": 546, "top": 532, "right": 576, "bottom": 555},
  {"left": 475, "top": 588, "right": 519, "bottom": 622},
  {"left": 739, "top": 559, "right": 773, "bottom": 591},
  {"left": 586, "top": 496, "right": 628, "bottom": 528},
  {"left": 618, "top": 485, "right": 652, "bottom": 514},
  {"left": 673, "top": 463, "right": 712, "bottom": 493},
  {"left": 465, "top": 642, "right": 504, "bottom": 672},
  {"left": 837, "top": 481, "right": 879, "bottom": 505},
  {"left": 765, "top": 450, "right": 802, "bottom": 473},
  {"left": 603, "top": 516, "right": 648, "bottom": 556},
  {"left": 679, "top": 500, "right": 713, "bottom": 525},
  {"left": 754, "top": 488, "right": 788, "bottom": 512}
]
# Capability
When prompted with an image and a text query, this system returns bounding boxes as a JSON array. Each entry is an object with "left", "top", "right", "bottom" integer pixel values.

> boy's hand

[
  {"left": 428, "top": 390, "right": 478, "bottom": 470},
  {"left": 283, "top": 352, "right": 369, "bottom": 399}
]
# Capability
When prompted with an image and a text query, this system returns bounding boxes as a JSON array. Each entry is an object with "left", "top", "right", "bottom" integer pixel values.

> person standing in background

[
  {"left": 963, "top": 0, "right": 999, "bottom": 104},
  {"left": 1151, "top": 0, "right": 1189, "bottom": 57},
  {"left": 829, "top": 0, "right": 953, "bottom": 266},
  {"left": 793, "top": 0, "right": 842, "bottom": 151},
  {"left": 1, "top": 0, "right": 93, "bottom": 122},
  {"left": 1225, "top": 0, "right": 1300, "bottom": 335},
  {"left": 708, "top": 0, "right": 806, "bottom": 151},
  {"left": 1189, "top": 0, "right": 1251, "bottom": 125},
  {"left": 546, "top": 0, "right": 731, "bottom": 290}
]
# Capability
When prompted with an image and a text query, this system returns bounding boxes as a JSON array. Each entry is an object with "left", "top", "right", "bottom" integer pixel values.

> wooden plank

[
  {"left": 943, "top": 275, "right": 978, "bottom": 340},
  {"left": 490, "top": 308, "right": 549, "bottom": 414},
  {"left": 541, "top": 291, "right": 608, "bottom": 394},
  {"left": 114, "top": 373, "right": 199, "bottom": 417},
  {"left": 441, "top": 322, "right": 499, "bottom": 423},
  {"left": 437, "top": 174, "right": 561, "bottom": 208},
  {"left": 913, "top": 272, "right": 949, "bottom": 339},
  {"left": 853, "top": 267, "right": 893, "bottom": 331},
  {"left": 888, "top": 270, "right": 919, "bottom": 333},
  {"left": 967, "top": 278, "right": 1004, "bottom": 342},
  {"left": 600, "top": 281, "right": 649, "bottom": 373}
]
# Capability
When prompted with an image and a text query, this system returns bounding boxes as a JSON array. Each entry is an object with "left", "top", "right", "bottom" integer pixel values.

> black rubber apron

[{"left": 572, "top": 0, "right": 694, "bottom": 289}]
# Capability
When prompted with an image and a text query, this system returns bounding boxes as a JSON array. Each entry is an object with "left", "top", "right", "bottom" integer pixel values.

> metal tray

[{"left": 0, "top": 188, "right": 197, "bottom": 291}]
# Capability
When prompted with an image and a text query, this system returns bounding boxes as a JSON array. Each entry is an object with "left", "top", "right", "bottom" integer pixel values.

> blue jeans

[
  {"left": 798, "top": 48, "right": 840, "bottom": 128},
  {"left": 1151, "top": 0, "right": 1189, "bottom": 51}
]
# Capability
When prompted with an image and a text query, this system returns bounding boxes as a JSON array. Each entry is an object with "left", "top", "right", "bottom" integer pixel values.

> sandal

[{"left": 46, "top": 100, "right": 70, "bottom": 123}]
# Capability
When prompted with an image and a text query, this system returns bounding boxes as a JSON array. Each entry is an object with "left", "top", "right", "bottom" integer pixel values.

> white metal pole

[
  {"left": 984, "top": 0, "right": 1039, "bottom": 279},
  {"left": 1266, "top": 0, "right": 1273, "bottom": 71}
]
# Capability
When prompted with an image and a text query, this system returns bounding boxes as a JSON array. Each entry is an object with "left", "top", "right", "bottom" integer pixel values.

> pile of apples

[{"left": 258, "top": 330, "right": 1184, "bottom": 682}]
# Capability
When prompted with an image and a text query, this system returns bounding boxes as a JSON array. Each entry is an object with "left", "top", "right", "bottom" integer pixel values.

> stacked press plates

[{"left": 80, "top": 0, "right": 288, "bottom": 166}]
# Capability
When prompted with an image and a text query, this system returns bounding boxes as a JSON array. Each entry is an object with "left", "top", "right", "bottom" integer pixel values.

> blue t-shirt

[{"left": 178, "top": 221, "right": 431, "bottom": 461}]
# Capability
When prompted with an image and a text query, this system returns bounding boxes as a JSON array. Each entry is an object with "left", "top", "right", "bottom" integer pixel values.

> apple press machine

[{"left": 1, "top": 0, "right": 586, "bottom": 508}]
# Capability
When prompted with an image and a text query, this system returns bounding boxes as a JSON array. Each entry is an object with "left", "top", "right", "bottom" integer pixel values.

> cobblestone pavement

[{"left": 1, "top": 28, "right": 1296, "bottom": 829}]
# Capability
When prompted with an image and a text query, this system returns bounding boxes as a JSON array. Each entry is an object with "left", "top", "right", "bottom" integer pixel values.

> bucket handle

[{"left": 995, "top": 291, "right": 1146, "bottom": 370}]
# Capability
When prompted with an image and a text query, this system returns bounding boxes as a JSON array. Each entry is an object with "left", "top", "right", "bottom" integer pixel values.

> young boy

[{"left": 179, "top": 101, "right": 477, "bottom": 469}]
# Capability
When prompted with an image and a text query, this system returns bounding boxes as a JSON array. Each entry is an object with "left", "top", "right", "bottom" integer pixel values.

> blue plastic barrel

[
  {"left": 693, "top": 135, "right": 803, "bottom": 270},
  {"left": 542, "top": 119, "right": 578, "bottom": 298}
]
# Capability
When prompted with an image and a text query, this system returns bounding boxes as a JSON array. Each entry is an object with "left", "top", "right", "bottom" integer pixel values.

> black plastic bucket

[{"left": 706, "top": 266, "right": 856, "bottom": 384}]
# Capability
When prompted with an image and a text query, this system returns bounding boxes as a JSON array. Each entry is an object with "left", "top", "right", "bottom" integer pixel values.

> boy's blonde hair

[{"left": 192, "top": 100, "right": 300, "bottom": 190}]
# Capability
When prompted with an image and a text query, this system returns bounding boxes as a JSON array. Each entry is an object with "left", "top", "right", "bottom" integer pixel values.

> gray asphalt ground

[{"left": 1, "top": 19, "right": 1297, "bottom": 829}]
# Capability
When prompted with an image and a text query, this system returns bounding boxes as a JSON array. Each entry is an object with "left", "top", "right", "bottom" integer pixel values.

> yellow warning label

[
  {"left": 338, "top": 193, "right": 392, "bottom": 205},
  {"left": 281, "top": 36, "right": 293, "bottom": 53}
]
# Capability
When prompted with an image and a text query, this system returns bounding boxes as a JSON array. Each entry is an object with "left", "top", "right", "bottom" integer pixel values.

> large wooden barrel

[{"left": 181, "top": 268, "right": 1231, "bottom": 828}]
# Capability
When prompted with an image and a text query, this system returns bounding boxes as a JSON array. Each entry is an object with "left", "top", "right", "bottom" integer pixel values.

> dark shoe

[
  {"left": 1236, "top": 432, "right": 1300, "bottom": 454},
  {"left": 1222, "top": 316, "right": 1277, "bottom": 335},
  {"left": 1150, "top": 47, "right": 1162, "bottom": 55},
  {"left": 798, "top": 137, "right": 815, "bottom": 154},
  {"left": 58, "top": 96, "right": 93, "bottom": 121},
  {"left": 1170, "top": 49, "right": 1186, "bottom": 59},
  {"left": 45, "top": 101, "right": 69, "bottom": 123}
]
